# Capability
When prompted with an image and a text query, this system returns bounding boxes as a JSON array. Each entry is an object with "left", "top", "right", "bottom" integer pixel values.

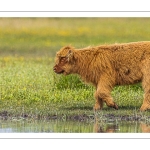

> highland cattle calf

[{"left": 53, "top": 41, "right": 150, "bottom": 111}]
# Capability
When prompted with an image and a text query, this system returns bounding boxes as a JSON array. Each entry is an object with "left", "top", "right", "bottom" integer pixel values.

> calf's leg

[
  {"left": 94, "top": 77, "right": 118, "bottom": 110},
  {"left": 140, "top": 59, "right": 150, "bottom": 111},
  {"left": 94, "top": 91, "right": 118, "bottom": 110},
  {"left": 94, "top": 91, "right": 104, "bottom": 110}
]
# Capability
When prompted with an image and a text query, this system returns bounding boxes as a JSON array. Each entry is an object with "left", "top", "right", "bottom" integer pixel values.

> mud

[{"left": 0, "top": 111, "right": 150, "bottom": 122}]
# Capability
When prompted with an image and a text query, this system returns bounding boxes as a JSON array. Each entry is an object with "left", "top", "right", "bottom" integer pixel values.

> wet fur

[{"left": 54, "top": 41, "right": 150, "bottom": 111}]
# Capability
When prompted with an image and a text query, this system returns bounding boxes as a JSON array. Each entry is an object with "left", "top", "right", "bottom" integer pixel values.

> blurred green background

[{"left": 0, "top": 18, "right": 150, "bottom": 57}]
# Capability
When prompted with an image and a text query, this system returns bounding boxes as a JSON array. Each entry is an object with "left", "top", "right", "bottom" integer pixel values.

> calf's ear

[{"left": 66, "top": 50, "right": 73, "bottom": 61}]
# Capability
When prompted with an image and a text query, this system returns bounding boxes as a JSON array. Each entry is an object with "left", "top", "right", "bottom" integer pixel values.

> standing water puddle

[{"left": 0, "top": 119, "right": 149, "bottom": 133}]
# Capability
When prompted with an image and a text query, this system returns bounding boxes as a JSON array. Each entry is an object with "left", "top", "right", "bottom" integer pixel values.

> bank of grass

[{"left": 0, "top": 18, "right": 150, "bottom": 121}]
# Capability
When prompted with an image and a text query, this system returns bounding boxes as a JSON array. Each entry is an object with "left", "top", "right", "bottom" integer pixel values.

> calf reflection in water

[
  {"left": 140, "top": 123, "right": 150, "bottom": 133},
  {"left": 93, "top": 120, "right": 150, "bottom": 133},
  {"left": 93, "top": 119, "right": 119, "bottom": 133}
]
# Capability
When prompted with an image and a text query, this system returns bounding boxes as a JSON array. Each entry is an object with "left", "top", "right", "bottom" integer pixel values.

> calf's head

[{"left": 53, "top": 46, "right": 75, "bottom": 75}]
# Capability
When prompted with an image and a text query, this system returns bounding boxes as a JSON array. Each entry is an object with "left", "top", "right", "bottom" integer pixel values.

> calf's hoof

[
  {"left": 140, "top": 105, "right": 150, "bottom": 111},
  {"left": 113, "top": 102, "right": 119, "bottom": 110},
  {"left": 93, "top": 104, "right": 102, "bottom": 111}
]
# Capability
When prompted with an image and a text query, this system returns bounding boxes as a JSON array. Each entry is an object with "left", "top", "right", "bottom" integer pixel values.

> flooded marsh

[{"left": 0, "top": 119, "right": 150, "bottom": 133}]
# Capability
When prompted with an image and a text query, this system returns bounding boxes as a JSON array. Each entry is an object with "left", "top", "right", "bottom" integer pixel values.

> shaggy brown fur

[{"left": 53, "top": 41, "right": 150, "bottom": 111}]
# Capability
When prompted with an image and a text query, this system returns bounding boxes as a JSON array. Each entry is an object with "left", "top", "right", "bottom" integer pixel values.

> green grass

[{"left": 0, "top": 18, "right": 150, "bottom": 121}]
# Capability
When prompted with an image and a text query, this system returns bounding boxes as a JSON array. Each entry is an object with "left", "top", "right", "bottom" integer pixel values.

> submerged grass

[{"left": 0, "top": 18, "right": 150, "bottom": 121}]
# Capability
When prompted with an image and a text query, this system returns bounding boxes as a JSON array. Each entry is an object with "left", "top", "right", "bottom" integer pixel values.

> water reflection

[
  {"left": 93, "top": 121, "right": 119, "bottom": 133},
  {"left": 0, "top": 119, "right": 150, "bottom": 133},
  {"left": 93, "top": 120, "right": 150, "bottom": 133},
  {"left": 140, "top": 123, "right": 150, "bottom": 133}
]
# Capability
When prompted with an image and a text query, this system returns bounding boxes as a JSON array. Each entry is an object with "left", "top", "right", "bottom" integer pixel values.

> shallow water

[{"left": 0, "top": 119, "right": 150, "bottom": 133}]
